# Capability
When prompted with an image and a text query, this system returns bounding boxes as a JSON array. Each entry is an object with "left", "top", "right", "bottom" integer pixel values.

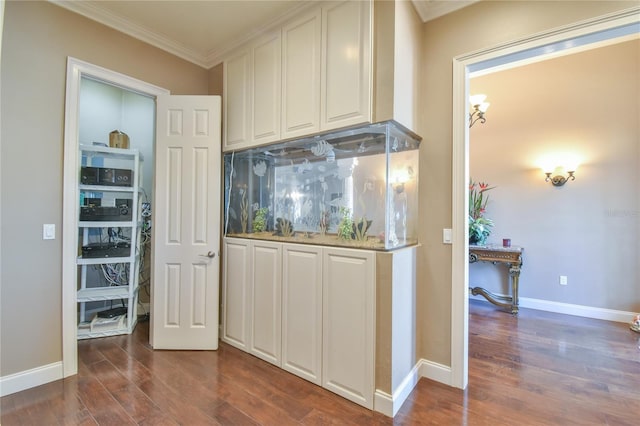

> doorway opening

[
  {"left": 451, "top": 9, "right": 640, "bottom": 389},
  {"left": 62, "top": 58, "right": 169, "bottom": 377},
  {"left": 78, "top": 76, "right": 155, "bottom": 327}
]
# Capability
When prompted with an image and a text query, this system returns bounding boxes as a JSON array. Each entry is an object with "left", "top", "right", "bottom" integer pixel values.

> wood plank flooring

[{"left": 2, "top": 300, "right": 639, "bottom": 425}]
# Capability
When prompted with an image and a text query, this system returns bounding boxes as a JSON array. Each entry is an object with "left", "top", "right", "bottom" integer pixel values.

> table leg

[{"left": 509, "top": 265, "right": 521, "bottom": 315}]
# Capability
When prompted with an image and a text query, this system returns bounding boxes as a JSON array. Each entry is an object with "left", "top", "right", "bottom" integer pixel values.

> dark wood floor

[{"left": 2, "top": 300, "right": 639, "bottom": 425}]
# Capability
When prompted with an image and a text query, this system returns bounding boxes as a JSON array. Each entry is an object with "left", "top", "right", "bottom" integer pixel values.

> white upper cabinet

[
  {"left": 282, "top": 9, "right": 321, "bottom": 139},
  {"left": 321, "top": 0, "right": 372, "bottom": 131},
  {"left": 222, "top": 0, "right": 373, "bottom": 151},
  {"left": 252, "top": 31, "right": 282, "bottom": 145},
  {"left": 223, "top": 49, "right": 251, "bottom": 151}
]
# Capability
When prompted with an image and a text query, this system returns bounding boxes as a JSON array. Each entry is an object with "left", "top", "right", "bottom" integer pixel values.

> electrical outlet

[{"left": 559, "top": 275, "right": 568, "bottom": 286}]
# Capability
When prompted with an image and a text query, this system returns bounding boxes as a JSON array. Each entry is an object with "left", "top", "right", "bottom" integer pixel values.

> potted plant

[{"left": 469, "top": 180, "right": 494, "bottom": 245}]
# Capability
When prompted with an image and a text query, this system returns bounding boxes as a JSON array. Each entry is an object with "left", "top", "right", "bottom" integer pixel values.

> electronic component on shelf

[
  {"left": 80, "top": 205, "right": 132, "bottom": 221},
  {"left": 97, "top": 306, "right": 127, "bottom": 318},
  {"left": 81, "top": 242, "right": 131, "bottom": 258},
  {"left": 84, "top": 197, "right": 102, "bottom": 207},
  {"left": 80, "top": 166, "right": 133, "bottom": 187}
]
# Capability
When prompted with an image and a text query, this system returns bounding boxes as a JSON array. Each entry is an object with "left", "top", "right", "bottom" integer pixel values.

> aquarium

[{"left": 223, "top": 120, "right": 421, "bottom": 250}]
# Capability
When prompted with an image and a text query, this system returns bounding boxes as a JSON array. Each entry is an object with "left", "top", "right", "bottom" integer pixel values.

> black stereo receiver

[
  {"left": 80, "top": 205, "right": 132, "bottom": 221},
  {"left": 81, "top": 166, "right": 133, "bottom": 187},
  {"left": 81, "top": 242, "right": 131, "bottom": 258}
]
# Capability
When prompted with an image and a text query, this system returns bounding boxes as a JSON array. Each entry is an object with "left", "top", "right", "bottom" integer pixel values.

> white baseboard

[
  {"left": 418, "top": 358, "right": 452, "bottom": 386},
  {"left": 373, "top": 390, "right": 393, "bottom": 417},
  {"left": 519, "top": 297, "right": 636, "bottom": 323},
  {"left": 0, "top": 362, "right": 63, "bottom": 397},
  {"left": 374, "top": 360, "right": 423, "bottom": 417},
  {"left": 470, "top": 294, "right": 636, "bottom": 323}
]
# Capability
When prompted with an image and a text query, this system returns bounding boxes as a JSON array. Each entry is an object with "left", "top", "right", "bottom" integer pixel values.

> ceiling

[{"left": 50, "top": 0, "right": 477, "bottom": 69}]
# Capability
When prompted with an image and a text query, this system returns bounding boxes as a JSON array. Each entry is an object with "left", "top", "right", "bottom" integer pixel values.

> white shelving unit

[{"left": 76, "top": 144, "right": 142, "bottom": 339}]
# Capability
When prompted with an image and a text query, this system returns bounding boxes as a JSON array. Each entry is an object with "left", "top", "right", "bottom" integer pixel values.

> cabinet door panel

[
  {"left": 322, "top": 247, "right": 375, "bottom": 409},
  {"left": 321, "top": 0, "right": 372, "bottom": 130},
  {"left": 282, "top": 244, "right": 322, "bottom": 384},
  {"left": 250, "top": 241, "right": 282, "bottom": 365},
  {"left": 223, "top": 50, "right": 251, "bottom": 151},
  {"left": 252, "top": 32, "right": 281, "bottom": 144},
  {"left": 282, "top": 10, "right": 321, "bottom": 139},
  {"left": 222, "top": 238, "right": 251, "bottom": 350}
]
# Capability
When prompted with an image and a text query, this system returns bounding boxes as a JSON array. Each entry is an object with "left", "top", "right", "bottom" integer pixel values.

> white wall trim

[
  {"left": 0, "top": 362, "right": 63, "bottom": 397},
  {"left": 51, "top": 0, "right": 207, "bottom": 67},
  {"left": 418, "top": 358, "right": 452, "bottom": 387},
  {"left": 373, "top": 390, "right": 393, "bottom": 417},
  {"left": 62, "top": 57, "right": 169, "bottom": 380},
  {"left": 520, "top": 298, "right": 637, "bottom": 323},
  {"left": 375, "top": 358, "right": 452, "bottom": 417},
  {"left": 451, "top": 6, "right": 640, "bottom": 393},
  {"left": 50, "top": 0, "right": 317, "bottom": 69},
  {"left": 411, "top": 0, "right": 479, "bottom": 23},
  {"left": 374, "top": 360, "right": 423, "bottom": 417},
  {"left": 472, "top": 296, "right": 637, "bottom": 324}
]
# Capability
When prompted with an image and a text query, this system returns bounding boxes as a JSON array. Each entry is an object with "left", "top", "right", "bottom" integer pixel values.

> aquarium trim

[{"left": 224, "top": 150, "right": 235, "bottom": 235}]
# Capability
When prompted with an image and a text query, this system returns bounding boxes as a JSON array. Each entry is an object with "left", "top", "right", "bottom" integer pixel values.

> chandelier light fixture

[{"left": 469, "top": 94, "right": 490, "bottom": 128}]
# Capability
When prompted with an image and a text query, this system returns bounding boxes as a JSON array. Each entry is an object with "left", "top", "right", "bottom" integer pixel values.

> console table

[{"left": 469, "top": 245, "right": 524, "bottom": 314}]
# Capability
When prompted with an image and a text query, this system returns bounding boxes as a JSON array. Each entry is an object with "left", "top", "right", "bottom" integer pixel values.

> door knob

[{"left": 200, "top": 251, "right": 216, "bottom": 258}]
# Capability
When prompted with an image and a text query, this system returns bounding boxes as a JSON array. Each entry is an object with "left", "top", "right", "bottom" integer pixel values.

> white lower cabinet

[
  {"left": 249, "top": 241, "right": 282, "bottom": 365},
  {"left": 222, "top": 238, "right": 374, "bottom": 408},
  {"left": 222, "top": 238, "right": 251, "bottom": 350},
  {"left": 322, "top": 247, "right": 375, "bottom": 409},
  {"left": 282, "top": 244, "right": 323, "bottom": 385}
]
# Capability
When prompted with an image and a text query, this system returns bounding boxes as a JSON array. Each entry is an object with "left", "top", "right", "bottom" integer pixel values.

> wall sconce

[
  {"left": 544, "top": 166, "right": 576, "bottom": 187},
  {"left": 469, "top": 94, "right": 490, "bottom": 128}
]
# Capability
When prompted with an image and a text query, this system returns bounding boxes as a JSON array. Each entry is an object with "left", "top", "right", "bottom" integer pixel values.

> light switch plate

[
  {"left": 443, "top": 228, "right": 452, "bottom": 244},
  {"left": 43, "top": 224, "right": 55, "bottom": 240}
]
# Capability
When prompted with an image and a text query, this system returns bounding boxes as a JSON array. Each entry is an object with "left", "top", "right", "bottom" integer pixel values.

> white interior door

[{"left": 151, "top": 95, "right": 221, "bottom": 349}]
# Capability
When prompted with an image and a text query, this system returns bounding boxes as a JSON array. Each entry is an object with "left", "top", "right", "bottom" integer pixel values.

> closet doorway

[{"left": 61, "top": 58, "right": 169, "bottom": 377}]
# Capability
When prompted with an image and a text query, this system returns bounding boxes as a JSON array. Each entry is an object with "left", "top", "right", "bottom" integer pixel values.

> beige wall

[
  {"left": 418, "top": 0, "right": 638, "bottom": 365},
  {"left": 208, "top": 63, "right": 224, "bottom": 96},
  {"left": 0, "top": 1, "right": 208, "bottom": 376},
  {"left": 469, "top": 39, "right": 639, "bottom": 311}
]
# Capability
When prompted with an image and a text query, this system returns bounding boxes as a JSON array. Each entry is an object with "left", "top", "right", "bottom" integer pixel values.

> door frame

[
  {"left": 62, "top": 57, "right": 169, "bottom": 377},
  {"left": 450, "top": 7, "right": 640, "bottom": 389}
]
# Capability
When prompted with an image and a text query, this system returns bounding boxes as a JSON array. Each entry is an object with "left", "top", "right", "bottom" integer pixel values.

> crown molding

[
  {"left": 411, "top": 0, "right": 479, "bottom": 23},
  {"left": 50, "top": 0, "right": 318, "bottom": 70},
  {"left": 50, "top": 0, "right": 209, "bottom": 68}
]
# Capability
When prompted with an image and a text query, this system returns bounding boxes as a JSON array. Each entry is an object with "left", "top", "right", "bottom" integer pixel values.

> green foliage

[
  {"left": 469, "top": 180, "right": 494, "bottom": 220},
  {"left": 274, "top": 217, "right": 294, "bottom": 237},
  {"left": 469, "top": 179, "right": 495, "bottom": 245},
  {"left": 469, "top": 215, "right": 493, "bottom": 245},
  {"left": 253, "top": 207, "right": 268, "bottom": 233},
  {"left": 353, "top": 217, "right": 371, "bottom": 241},
  {"left": 337, "top": 207, "right": 353, "bottom": 240}
]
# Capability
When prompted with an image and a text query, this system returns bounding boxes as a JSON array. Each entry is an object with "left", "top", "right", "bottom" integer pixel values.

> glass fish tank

[{"left": 223, "top": 120, "right": 421, "bottom": 250}]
